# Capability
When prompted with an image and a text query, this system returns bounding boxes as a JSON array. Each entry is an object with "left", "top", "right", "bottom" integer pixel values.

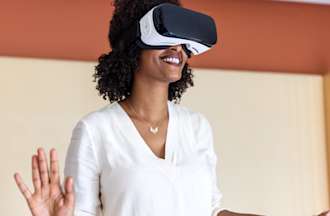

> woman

[{"left": 13, "top": 0, "right": 330, "bottom": 216}]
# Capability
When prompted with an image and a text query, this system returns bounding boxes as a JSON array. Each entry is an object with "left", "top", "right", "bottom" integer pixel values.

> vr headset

[{"left": 119, "top": 3, "right": 218, "bottom": 57}]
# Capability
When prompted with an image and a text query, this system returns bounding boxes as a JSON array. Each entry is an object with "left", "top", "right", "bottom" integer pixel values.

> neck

[{"left": 125, "top": 74, "right": 169, "bottom": 122}]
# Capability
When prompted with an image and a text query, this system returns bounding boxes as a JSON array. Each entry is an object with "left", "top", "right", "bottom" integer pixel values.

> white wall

[
  {"left": 0, "top": 57, "right": 328, "bottom": 215},
  {"left": 184, "top": 69, "right": 329, "bottom": 215}
]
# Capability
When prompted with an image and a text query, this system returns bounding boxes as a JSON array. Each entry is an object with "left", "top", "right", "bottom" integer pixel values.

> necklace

[{"left": 126, "top": 100, "right": 167, "bottom": 135}]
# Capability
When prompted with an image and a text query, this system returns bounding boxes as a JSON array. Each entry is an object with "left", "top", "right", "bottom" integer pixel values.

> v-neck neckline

[{"left": 115, "top": 100, "right": 174, "bottom": 162}]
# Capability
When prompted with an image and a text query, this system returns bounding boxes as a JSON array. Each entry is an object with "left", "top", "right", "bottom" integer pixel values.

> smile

[
  {"left": 162, "top": 57, "right": 180, "bottom": 65},
  {"left": 161, "top": 57, "right": 181, "bottom": 66}
]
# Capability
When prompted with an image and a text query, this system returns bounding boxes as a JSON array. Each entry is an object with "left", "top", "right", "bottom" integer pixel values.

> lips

[{"left": 160, "top": 52, "right": 183, "bottom": 66}]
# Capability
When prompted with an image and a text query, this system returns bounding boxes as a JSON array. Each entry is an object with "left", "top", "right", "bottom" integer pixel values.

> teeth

[{"left": 162, "top": 57, "right": 180, "bottom": 65}]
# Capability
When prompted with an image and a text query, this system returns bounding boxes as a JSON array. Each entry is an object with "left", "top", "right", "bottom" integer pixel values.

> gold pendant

[{"left": 149, "top": 127, "right": 158, "bottom": 134}]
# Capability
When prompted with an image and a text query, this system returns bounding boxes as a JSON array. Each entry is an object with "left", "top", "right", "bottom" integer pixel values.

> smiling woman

[
  {"left": 93, "top": 1, "right": 194, "bottom": 104},
  {"left": 12, "top": 0, "right": 330, "bottom": 216}
]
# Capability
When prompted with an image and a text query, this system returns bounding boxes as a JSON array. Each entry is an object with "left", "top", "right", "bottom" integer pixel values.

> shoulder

[
  {"left": 173, "top": 103, "right": 215, "bottom": 157},
  {"left": 72, "top": 102, "right": 118, "bottom": 134},
  {"left": 171, "top": 101, "right": 212, "bottom": 133},
  {"left": 171, "top": 101, "right": 197, "bottom": 119}
]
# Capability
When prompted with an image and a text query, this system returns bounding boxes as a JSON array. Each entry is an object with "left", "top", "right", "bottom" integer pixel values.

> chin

[
  {"left": 167, "top": 72, "right": 182, "bottom": 83},
  {"left": 159, "top": 66, "right": 183, "bottom": 83}
]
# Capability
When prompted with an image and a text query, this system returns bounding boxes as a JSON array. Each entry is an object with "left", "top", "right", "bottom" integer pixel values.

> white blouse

[{"left": 64, "top": 100, "right": 224, "bottom": 216}]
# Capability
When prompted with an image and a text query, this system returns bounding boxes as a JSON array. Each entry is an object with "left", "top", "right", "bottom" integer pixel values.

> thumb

[{"left": 64, "top": 176, "right": 75, "bottom": 208}]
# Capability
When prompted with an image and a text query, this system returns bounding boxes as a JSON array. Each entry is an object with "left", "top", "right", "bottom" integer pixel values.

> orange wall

[{"left": 0, "top": 0, "right": 329, "bottom": 74}]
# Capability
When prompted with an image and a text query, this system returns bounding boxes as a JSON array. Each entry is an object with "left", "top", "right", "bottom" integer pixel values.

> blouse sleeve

[
  {"left": 210, "top": 152, "right": 225, "bottom": 216},
  {"left": 64, "top": 120, "right": 102, "bottom": 216},
  {"left": 193, "top": 112, "right": 225, "bottom": 216}
]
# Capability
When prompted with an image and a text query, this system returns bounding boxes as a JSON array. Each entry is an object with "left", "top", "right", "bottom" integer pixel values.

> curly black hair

[{"left": 93, "top": 0, "right": 194, "bottom": 104}]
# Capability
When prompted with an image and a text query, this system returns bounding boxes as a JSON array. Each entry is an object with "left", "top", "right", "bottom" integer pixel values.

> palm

[
  {"left": 14, "top": 148, "right": 74, "bottom": 216},
  {"left": 29, "top": 184, "right": 63, "bottom": 216}
]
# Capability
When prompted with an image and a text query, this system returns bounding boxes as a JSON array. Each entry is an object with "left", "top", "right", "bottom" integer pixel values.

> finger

[
  {"left": 64, "top": 176, "right": 75, "bottom": 207},
  {"left": 50, "top": 148, "right": 60, "bottom": 185},
  {"left": 37, "top": 148, "right": 50, "bottom": 187},
  {"left": 14, "top": 173, "right": 33, "bottom": 202},
  {"left": 58, "top": 198, "right": 64, "bottom": 208},
  {"left": 31, "top": 155, "right": 41, "bottom": 193}
]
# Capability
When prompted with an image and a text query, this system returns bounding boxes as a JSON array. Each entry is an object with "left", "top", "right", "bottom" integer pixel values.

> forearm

[{"left": 218, "top": 210, "right": 265, "bottom": 216}]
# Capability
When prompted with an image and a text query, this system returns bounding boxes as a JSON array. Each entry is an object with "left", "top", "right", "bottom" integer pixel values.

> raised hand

[{"left": 14, "top": 148, "right": 75, "bottom": 216}]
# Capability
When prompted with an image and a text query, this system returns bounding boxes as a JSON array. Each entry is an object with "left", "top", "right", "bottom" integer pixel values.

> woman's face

[{"left": 137, "top": 44, "right": 189, "bottom": 83}]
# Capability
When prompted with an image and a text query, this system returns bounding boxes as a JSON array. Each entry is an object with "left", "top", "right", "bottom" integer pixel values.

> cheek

[
  {"left": 142, "top": 53, "right": 161, "bottom": 66},
  {"left": 139, "top": 55, "right": 154, "bottom": 69},
  {"left": 140, "top": 57, "right": 163, "bottom": 75}
]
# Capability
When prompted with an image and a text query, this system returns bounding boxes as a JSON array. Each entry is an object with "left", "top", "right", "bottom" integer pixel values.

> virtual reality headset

[{"left": 119, "top": 3, "right": 218, "bottom": 57}]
